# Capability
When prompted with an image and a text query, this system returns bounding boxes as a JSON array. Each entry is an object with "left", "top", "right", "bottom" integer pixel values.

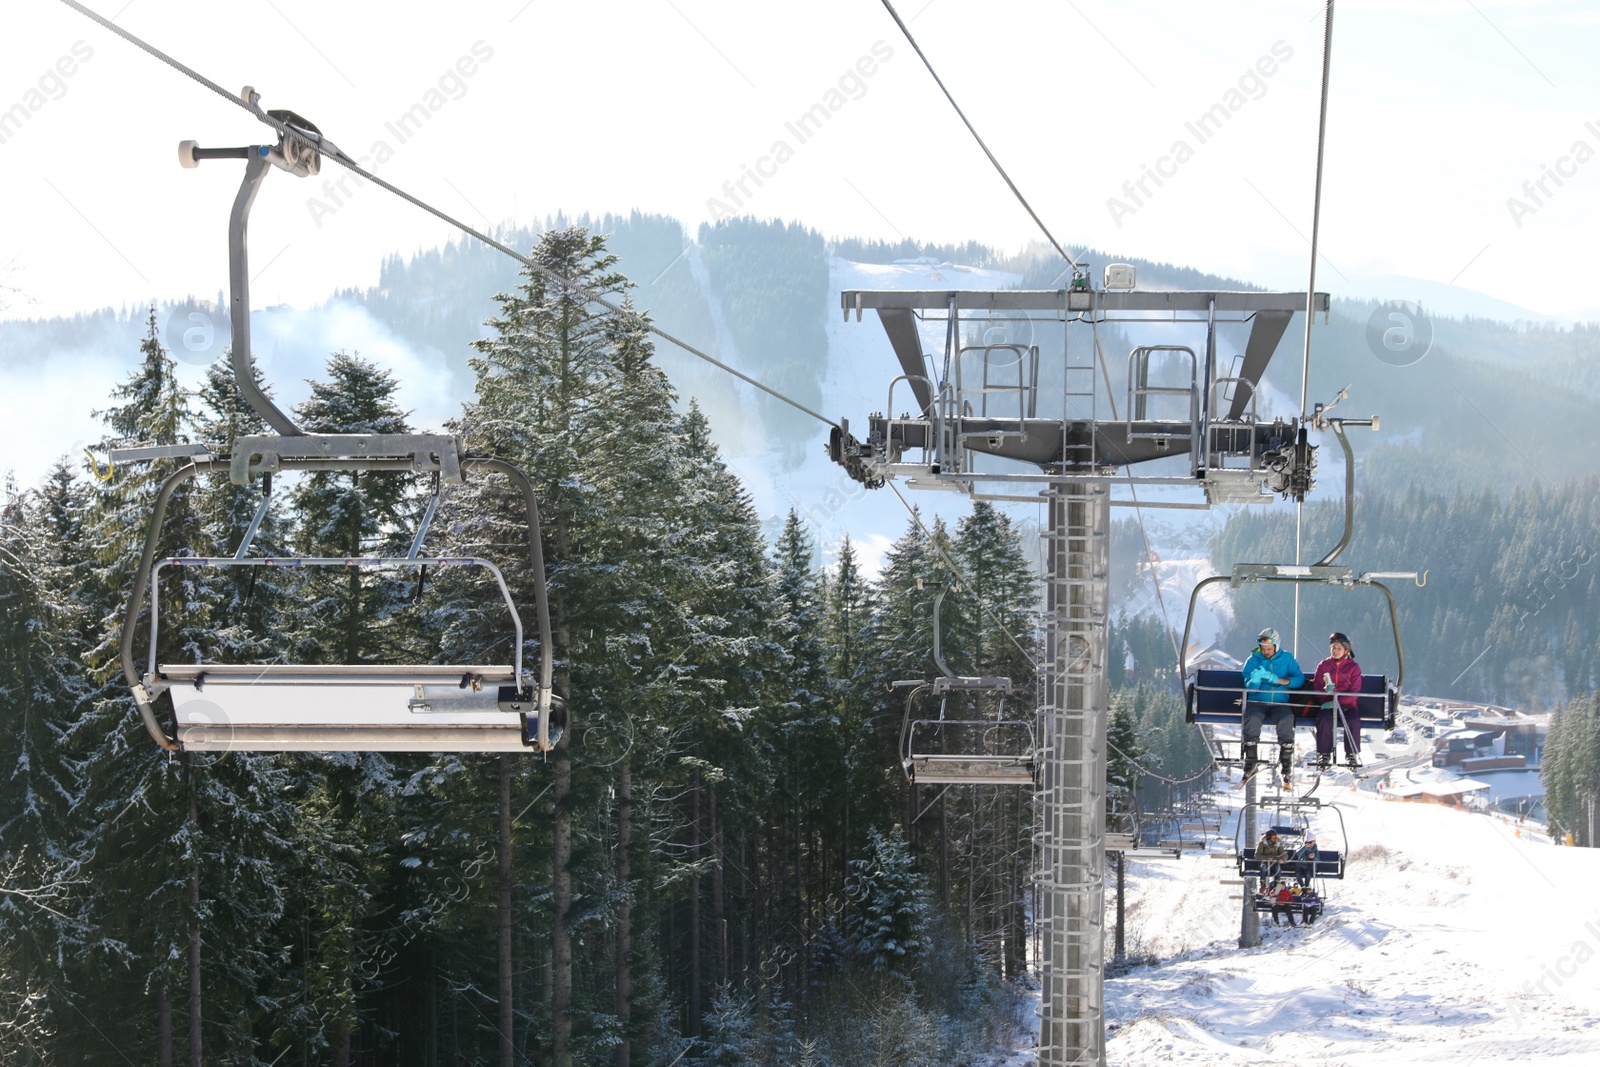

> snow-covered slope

[
  {"left": 1120, "top": 557, "right": 1234, "bottom": 653},
  {"left": 994, "top": 782, "right": 1600, "bottom": 1064}
]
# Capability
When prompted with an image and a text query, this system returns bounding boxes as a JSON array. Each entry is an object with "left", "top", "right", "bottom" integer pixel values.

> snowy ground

[{"left": 991, "top": 772, "right": 1600, "bottom": 1066}]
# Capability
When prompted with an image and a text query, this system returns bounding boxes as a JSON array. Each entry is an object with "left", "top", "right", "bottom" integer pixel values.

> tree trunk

[
  {"left": 939, "top": 791, "right": 949, "bottom": 905},
  {"left": 1005, "top": 790, "right": 1026, "bottom": 978},
  {"left": 188, "top": 788, "right": 203, "bottom": 1067},
  {"left": 158, "top": 986, "right": 172, "bottom": 1067},
  {"left": 550, "top": 508, "right": 573, "bottom": 1067},
  {"left": 1114, "top": 851, "right": 1126, "bottom": 961},
  {"left": 426, "top": 957, "right": 438, "bottom": 1065},
  {"left": 689, "top": 774, "right": 702, "bottom": 1036},
  {"left": 552, "top": 753, "right": 573, "bottom": 1067},
  {"left": 500, "top": 754, "right": 515, "bottom": 1067},
  {"left": 739, "top": 832, "right": 751, "bottom": 978},
  {"left": 614, "top": 760, "right": 633, "bottom": 1067},
  {"left": 711, "top": 783, "right": 727, "bottom": 988}
]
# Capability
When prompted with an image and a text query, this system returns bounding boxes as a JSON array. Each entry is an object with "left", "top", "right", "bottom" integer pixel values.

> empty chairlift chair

[
  {"left": 116, "top": 97, "right": 562, "bottom": 754},
  {"left": 896, "top": 589, "right": 1036, "bottom": 786}
]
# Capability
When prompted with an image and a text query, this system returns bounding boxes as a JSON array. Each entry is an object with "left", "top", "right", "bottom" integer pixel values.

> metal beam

[
  {"left": 878, "top": 307, "right": 936, "bottom": 415},
  {"left": 843, "top": 289, "right": 1329, "bottom": 315},
  {"left": 1227, "top": 309, "right": 1293, "bottom": 419}
]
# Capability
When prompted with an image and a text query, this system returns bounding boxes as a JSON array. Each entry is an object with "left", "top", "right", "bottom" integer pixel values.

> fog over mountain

[{"left": 5, "top": 213, "right": 1598, "bottom": 562}]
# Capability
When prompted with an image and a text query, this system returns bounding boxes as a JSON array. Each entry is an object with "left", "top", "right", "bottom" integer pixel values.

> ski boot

[{"left": 1241, "top": 743, "right": 1263, "bottom": 783}]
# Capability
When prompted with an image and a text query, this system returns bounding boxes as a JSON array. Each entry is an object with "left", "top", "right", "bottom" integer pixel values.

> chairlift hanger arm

[
  {"left": 1312, "top": 416, "right": 1378, "bottom": 568},
  {"left": 225, "top": 152, "right": 302, "bottom": 436}
]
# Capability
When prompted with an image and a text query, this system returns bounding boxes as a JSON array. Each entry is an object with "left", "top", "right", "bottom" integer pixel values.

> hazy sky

[{"left": 3, "top": 0, "right": 1597, "bottom": 324}]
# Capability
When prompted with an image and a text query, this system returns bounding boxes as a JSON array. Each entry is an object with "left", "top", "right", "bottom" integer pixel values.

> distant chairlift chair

[{"left": 897, "top": 590, "right": 1035, "bottom": 786}]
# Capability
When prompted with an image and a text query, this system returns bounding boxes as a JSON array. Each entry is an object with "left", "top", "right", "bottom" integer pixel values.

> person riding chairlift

[
  {"left": 1255, "top": 829, "right": 1287, "bottom": 883},
  {"left": 1241, "top": 627, "right": 1304, "bottom": 781},
  {"left": 1290, "top": 835, "right": 1320, "bottom": 888},
  {"left": 1311, "top": 632, "right": 1362, "bottom": 769},
  {"left": 1270, "top": 880, "right": 1299, "bottom": 927}
]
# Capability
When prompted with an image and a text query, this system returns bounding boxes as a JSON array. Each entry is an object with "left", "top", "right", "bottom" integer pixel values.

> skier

[
  {"left": 1255, "top": 829, "right": 1287, "bottom": 883},
  {"left": 1290, "top": 835, "right": 1320, "bottom": 888},
  {"left": 1299, "top": 886, "right": 1323, "bottom": 924},
  {"left": 1270, "top": 880, "right": 1299, "bottom": 926},
  {"left": 1241, "top": 628, "right": 1304, "bottom": 782},
  {"left": 1311, "top": 632, "right": 1362, "bottom": 769}
]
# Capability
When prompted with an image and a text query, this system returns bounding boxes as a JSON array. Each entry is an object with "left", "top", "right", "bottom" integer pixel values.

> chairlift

[
  {"left": 116, "top": 93, "right": 562, "bottom": 753},
  {"left": 896, "top": 589, "right": 1035, "bottom": 786},
  {"left": 1234, "top": 795, "right": 1348, "bottom": 884},
  {"left": 1182, "top": 411, "right": 1419, "bottom": 759}
]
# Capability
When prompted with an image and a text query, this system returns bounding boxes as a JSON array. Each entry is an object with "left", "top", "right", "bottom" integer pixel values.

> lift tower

[{"left": 829, "top": 269, "right": 1327, "bottom": 1067}]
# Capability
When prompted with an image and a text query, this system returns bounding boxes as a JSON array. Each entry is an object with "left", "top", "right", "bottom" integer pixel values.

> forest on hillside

[
  {"left": 15, "top": 211, "right": 1600, "bottom": 501},
  {"left": 0, "top": 226, "right": 1217, "bottom": 1066}
]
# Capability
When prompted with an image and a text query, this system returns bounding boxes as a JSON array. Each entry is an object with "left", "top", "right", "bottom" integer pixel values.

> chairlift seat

[
  {"left": 137, "top": 555, "right": 556, "bottom": 753},
  {"left": 1238, "top": 845, "right": 1344, "bottom": 880},
  {"left": 1186, "top": 668, "right": 1395, "bottom": 729},
  {"left": 905, "top": 752, "right": 1035, "bottom": 786},
  {"left": 156, "top": 663, "right": 539, "bottom": 752},
  {"left": 896, "top": 592, "right": 1032, "bottom": 786},
  {"left": 1250, "top": 889, "right": 1324, "bottom": 920}
]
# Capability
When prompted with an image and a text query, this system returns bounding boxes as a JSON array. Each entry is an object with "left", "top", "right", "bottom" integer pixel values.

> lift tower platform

[{"left": 830, "top": 269, "right": 1327, "bottom": 1067}]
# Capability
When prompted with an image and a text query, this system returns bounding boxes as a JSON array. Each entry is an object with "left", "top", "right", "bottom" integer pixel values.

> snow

[{"left": 991, "top": 776, "right": 1600, "bottom": 1065}]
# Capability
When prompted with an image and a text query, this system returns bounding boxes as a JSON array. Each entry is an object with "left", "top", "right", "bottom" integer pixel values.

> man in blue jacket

[{"left": 1241, "top": 627, "right": 1304, "bottom": 781}]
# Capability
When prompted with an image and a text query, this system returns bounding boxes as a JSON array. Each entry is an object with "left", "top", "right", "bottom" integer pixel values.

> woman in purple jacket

[{"left": 1311, "top": 632, "right": 1362, "bottom": 768}]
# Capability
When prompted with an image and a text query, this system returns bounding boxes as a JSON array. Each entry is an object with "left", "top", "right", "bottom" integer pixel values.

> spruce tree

[
  {"left": 0, "top": 471, "right": 92, "bottom": 1059},
  {"left": 270, "top": 351, "right": 421, "bottom": 1061},
  {"left": 845, "top": 828, "right": 932, "bottom": 974},
  {"left": 68, "top": 309, "right": 216, "bottom": 1063}
]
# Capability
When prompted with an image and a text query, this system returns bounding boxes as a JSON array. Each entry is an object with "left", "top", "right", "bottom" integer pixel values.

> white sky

[{"left": 3, "top": 0, "right": 1598, "bottom": 324}]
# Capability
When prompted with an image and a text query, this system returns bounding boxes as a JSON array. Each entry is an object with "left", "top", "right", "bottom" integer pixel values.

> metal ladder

[
  {"left": 1035, "top": 482, "right": 1109, "bottom": 1066},
  {"left": 1059, "top": 318, "right": 1099, "bottom": 470}
]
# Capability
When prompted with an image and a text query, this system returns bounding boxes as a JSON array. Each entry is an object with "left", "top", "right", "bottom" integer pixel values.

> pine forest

[{"left": 0, "top": 227, "right": 1150, "bottom": 1065}]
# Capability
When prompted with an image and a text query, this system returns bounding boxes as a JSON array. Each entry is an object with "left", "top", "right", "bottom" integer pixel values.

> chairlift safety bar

[{"left": 145, "top": 555, "right": 525, "bottom": 689}]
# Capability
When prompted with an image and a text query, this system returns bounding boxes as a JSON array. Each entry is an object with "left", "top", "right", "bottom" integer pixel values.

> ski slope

[
  {"left": 993, "top": 779, "right": 1600, "bottom": 1065},
  {"left": 1120, "top": 556, "right": 1235, "bottom": 653}
]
